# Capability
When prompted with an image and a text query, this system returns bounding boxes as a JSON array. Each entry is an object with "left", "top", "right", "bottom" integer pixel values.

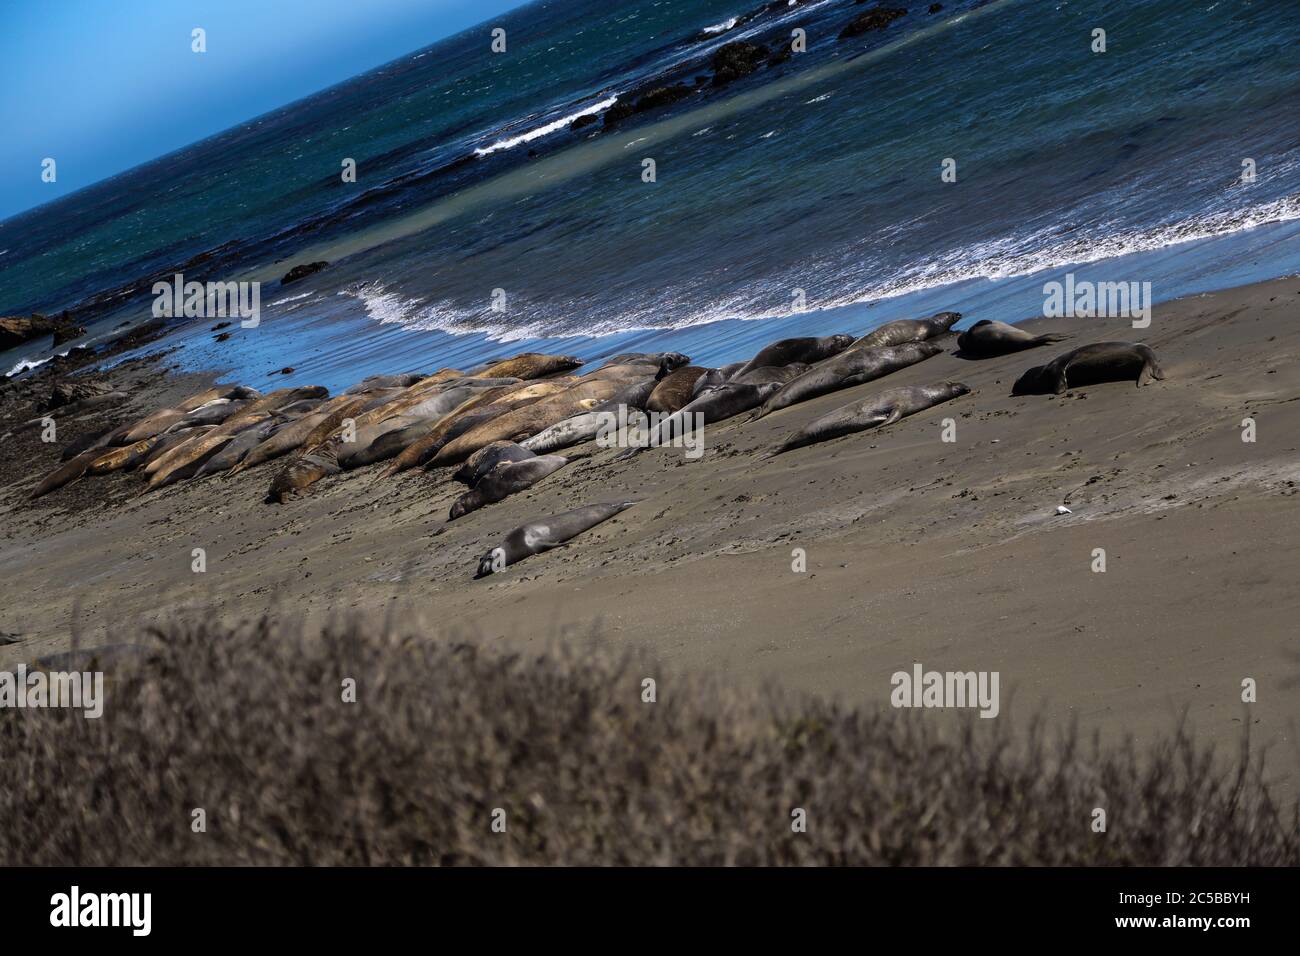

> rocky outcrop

[
  {"left": 0, "top": 315, "right": 58, "bottom": 350},
  {"left": 711, "top": 41, "right": 770, "bottom": 86},
  {"left": 604, "top": 84, "right": 696, "bottom": 127},
  {"left": 280, "top": 261, "right": 330, "bottom": 286},
  {"left": 839, "top": 7, "right": 908, "bottom": 39}
]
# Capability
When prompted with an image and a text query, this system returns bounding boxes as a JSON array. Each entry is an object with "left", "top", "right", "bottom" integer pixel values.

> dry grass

[{"left": 1, "top": 616, "right": 1294, "bottom": 865}]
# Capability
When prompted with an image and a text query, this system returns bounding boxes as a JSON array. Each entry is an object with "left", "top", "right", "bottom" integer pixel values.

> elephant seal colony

[{"left": 21, "top": 317, "right": 1169, "bottom": 577}]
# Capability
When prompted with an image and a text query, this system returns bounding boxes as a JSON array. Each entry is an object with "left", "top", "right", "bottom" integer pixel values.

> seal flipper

[
  {"left": 1137, "top": 357, "right": 1165, "bottom": 387},
  {"left": 878, "top": 405, "right": 904, "bottom": 428}
]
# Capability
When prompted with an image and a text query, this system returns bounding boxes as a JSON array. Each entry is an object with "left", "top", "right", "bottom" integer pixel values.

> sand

[{"left": 2, "top": 276, "right": 1298, "bottom": 796}]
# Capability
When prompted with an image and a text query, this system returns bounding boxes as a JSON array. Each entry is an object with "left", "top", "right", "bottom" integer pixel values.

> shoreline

[{"left": 3, "top": 274, "right": 1298, "bottom": 798}]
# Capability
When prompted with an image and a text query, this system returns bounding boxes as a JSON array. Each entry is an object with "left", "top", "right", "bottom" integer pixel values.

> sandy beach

[{"left": 3, "top": 275, "right": 1297, "bottom": 799}]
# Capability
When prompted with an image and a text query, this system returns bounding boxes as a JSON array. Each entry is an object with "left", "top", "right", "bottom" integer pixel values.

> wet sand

[{"left": 3, "top": 276, "right": 1298, "bottom": 796}]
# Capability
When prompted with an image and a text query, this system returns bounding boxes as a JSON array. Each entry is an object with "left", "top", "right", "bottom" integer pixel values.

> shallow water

[{"left": 3, "top": 0, "right": 1299, "bottom": 390}]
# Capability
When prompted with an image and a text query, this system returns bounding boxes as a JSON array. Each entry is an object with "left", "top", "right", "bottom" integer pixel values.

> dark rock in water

[
  {"left": 767, "top": 45, "right": 793, "bottom": 67},
  {"left": 51, "top": 323, "right": 86, "bottom": 348},
  {"left": 0, "top": 314, "right": 58, "bottom": 349},
  {"left": 605, "top": 84, "right": 695, "bottom": 127},
  {"left": 839, "top": 7, "right": 907, "bottom": 39},
  {"left": 712, "top": 41, "right": 770, "bottom": 86},
  {"left": 211, "top": 321, "right": 232, "bottom": 331},
  {"left": 928, "top": 3, "right": 943, "bottom": 12},
  {"left": 278, "top": 367, "right": 294, "bottom": 375},
  {"left": 280, "top": 261, "right": 329, "bottom": 286},
  {"left": 214, "top": 332, "right": 232, "bottom": 342},
  {"left": 571, "top": 113, "right": 598, "bottom": 130}
]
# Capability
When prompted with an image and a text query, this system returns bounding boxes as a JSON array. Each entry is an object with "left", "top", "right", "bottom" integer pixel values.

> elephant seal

[
  {"left": 266, "top": 445, "right": 341, "bottom": 503},
  {"left": 431, "top": 379, "right": 622, "bottom": 465},
  {"left": 29, "top": 448, "right": 101, "bottom": 499},
  {"left": 450, "top": 454, "right": 569, "bottom": 520},
  {"left": 87, "top": 435, "right": 169, "bottom": 475},
  {"left": 454, "top": 441, "right": 536, "bottom": 486},
  {"left": 162, "top": 399, "right": 247, "bottom": 432},
  {"left": 733, "top": 335, "right": 854, "bottom": 378},
  {"left": 691, "top": 362, "right": 747, "bottom": 398},
  {"left": 474, "top": 500, "right": 637, "bottom": 577},
  {"left": 60, "top": 423, "right": 131, "bottom": 460},
  {"left": 1011, "top": 342, "right": 1164, "bottom": 396},
  {"left": 956, "top": 320, "right": 1070, "bottom": 358},
  {"left": 475, "top": 352, "right": 583, "bottom": 380},
  {"left": 753, "top": 341, "right": 943, "bottom": 419},
  {"left": 604, "top": 352, "right": 690, "bottom": 373},
  {"left": 195, "top": 419, "right": 282, "bottom": 476},
  {"left": 625, "top": 381, "right": 782, "bottom": 459},
  {"left": 646, "top": 366, "right": 709, "bottom": 413},
  {"left": 730, "top": 363, "right": 808, "bottom": 387},
  {"left": 343, "top": 373, "right": 424, "bottom": 393},
  {"left": 774, "top": 382, "right": 971, "bottom": 455},
  {"left": 850, "top": 311, "right": 962, "bottom": 350}
]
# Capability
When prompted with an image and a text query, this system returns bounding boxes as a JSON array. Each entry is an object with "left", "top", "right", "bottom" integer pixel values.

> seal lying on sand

[
  {"left": 849, "top": 311, "right": 962, "bottom": 350},
  {"left": 474, "top": 500, "right": 637, "bottom": 577},
  {"left": 453, "top": 441, "right": 536, "bottom": 485},
  {"left": 691, "top": 362, "right": 747, "bottom": 398},
  {"left": 449, "top": 454, "right": 569, "bottom": 520},
  {"left": 732, "top": 335, "right": 854, "bottom": 379},
  {"left": 266, "top": 445, "right": 341, "bottom": 503},
  {"left": 956, "top": 320, "right": 1070, "bottom": 358},
  {"left": 646, "top": 366, "right": 710, "bottom": 413},
  {"left": 753, "top": 341, "right": 943, "bottom": 419},
  {"left": 1011, "top": 342, "right": 1164, "bottom": 395},
  {"left": 774, "top": 382, "right": 971, "bottom": 455},
  {"left": 475, "top": 352, "right": 583, "bottom": 380}
]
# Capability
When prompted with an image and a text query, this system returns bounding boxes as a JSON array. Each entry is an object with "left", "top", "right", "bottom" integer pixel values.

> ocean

[{"left": 2, "top": 0, "right": 1299, "bottom": 391}]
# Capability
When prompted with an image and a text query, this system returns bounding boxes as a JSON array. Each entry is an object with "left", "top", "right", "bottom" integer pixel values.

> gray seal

[
  {"left": 774, "top": 382, "right": 970, "bottom": 455},
  {"left": 732, "top": 335, "right": 854, "bottom": 378},
  {"left": 849, "top": 311, "right": 962, "bottom": 350},
  {"left": 753, "top": 341, "right": 943, "bottom": 419},
  {"left": 956, "top": 320, "right": 1070, "bottom": 358},
  {"left": 454, "top": 441, "right": 537, "bottom": 486},
  {"left": 475, "top": 500, "right": 638, "bottom": 577},
  {"left": 1011, "top": 342, "right": 1164, "bottom": 395},
  {"left": 450, "top": 454, "right": 568, "bottom": 520}
]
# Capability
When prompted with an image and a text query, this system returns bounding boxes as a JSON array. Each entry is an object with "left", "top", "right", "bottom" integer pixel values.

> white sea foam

[
  {"left": 702, "top": 18, "right": 738, "bottom": 35},
  {"left": 473, "top": 95, "right": 620, "bottom": 156},
  {"left": 337, "top": 281, "right": 425, "bottom": 325},
  {"left": 266, "top": 291, "right": 314, "bottom": 308}
]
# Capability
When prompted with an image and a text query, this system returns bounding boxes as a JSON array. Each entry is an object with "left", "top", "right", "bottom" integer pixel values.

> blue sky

[{"left": 0, "top": 0, "right": 526, "bottom": 220}]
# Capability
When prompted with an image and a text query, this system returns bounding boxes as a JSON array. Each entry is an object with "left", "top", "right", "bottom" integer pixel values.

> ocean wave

[
  {"left": 810, "top": 189, "right": 1300, "bottom": 312},
  {"left": 473, "top": 95, "right": 620, "bottom": 157},
  {"left": 346, "top": 191, "right": 1300, "bottom": 342},
  {"left": 702, "top": 18, "right": 738, "bottom": 35}
]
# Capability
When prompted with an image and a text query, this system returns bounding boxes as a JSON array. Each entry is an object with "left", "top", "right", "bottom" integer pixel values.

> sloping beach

[{"left": 3, "top": 275, "right": 1297, "bottom": 797}]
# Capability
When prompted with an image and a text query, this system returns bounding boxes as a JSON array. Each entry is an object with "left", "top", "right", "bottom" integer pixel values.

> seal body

[
  {"left": 474, "top": 500, "right": 637, "bottom": 577},
  {"left": 691, "top": 362, "right": 747, "bottom": 398},
  {"left": 957, "top": 320, "right": 1069, "bottom": 358},
  {"left": 646, "top": 366, "right": 709, "bottom": 413},
  {"left": 475, "top": 352, "right": 584, "bottom": 380},
  {"left": 450, "top": 455, "right": 568, "bottom": 520},
  {"left": 1011, "top": 342, "right": 1164, "bottom": 395},
  {"left": 754, "top": 341, "right": 943, "bottom": 418},
  {"left": 775, "top": 382, "right": 970, "bottom": 454},
  {"left": 733, "top": 335, "right": 854, "bottom": 378},
  {"left": 849, "top": 311, "right": 962, "bottom": 350},
  {"left": 266, "top": 446, "right": 341, "bottom": 503},
  {"left": 454, "top": 441, "right": 536, "bottom": 486}
]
